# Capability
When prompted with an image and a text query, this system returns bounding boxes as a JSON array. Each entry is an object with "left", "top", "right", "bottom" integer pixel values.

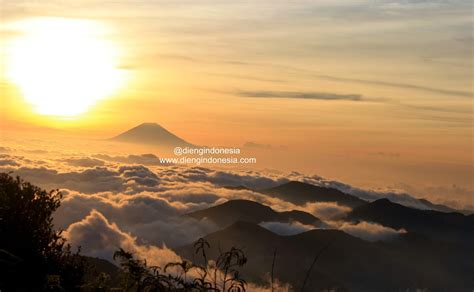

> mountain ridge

[
  {"left": 259, "top": 181, "right": 367, "bottom": 208},
  {"left": 347, "top": 198, "right": 474, "bottom": 244},
  {"left": 177, "top": 221, "right": 472, "bottom": 292},
  {"left": 186, "top": 199, "right": 320, "bottom": 228}
]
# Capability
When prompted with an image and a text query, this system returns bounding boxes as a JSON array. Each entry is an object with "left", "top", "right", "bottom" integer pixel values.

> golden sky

[{"left": 0, "top": 0, "right": 473, "bottom": 206}]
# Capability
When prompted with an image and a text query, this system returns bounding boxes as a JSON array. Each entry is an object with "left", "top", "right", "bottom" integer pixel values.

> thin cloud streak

[
  {"left": 316, "top": 75, "right": 474, "bottom": 98},
  {"left": 214, "top": 60, "right": 472, "bottom": 98},
  {"left": 236, "top": 90, "right": 364, "bottom": 101}
]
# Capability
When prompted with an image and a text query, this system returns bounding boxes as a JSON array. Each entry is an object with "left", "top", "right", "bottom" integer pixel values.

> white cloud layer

[{"left": 0, "top": 150, "right": 455, "bottom": 269}]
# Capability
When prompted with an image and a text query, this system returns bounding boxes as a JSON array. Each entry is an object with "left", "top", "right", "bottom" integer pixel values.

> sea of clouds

[{"left": 0, "top": 147, "right": 423, "bottom": 274}]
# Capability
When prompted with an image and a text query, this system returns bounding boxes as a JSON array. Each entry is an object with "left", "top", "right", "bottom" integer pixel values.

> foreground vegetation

[
  {"left": 0, "top": 173, "right": 86, "bottom": 291},
  {"left": 0, "top": 173, "right": 250, "bottom": 291}
]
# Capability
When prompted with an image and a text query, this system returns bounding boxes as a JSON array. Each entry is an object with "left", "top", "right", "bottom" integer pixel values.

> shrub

[{"left": 0, "top": 173, "right": 86, "bottom": 291}]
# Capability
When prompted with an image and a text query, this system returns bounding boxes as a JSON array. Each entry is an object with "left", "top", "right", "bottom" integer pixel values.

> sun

[{"left": 6, "top": 18, "right": 125, "bottom": 117}]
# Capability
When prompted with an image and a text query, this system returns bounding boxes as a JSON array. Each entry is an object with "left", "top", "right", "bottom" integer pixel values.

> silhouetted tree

[{"left": 0, "top": 173, "right": 86, "bottom": 291}]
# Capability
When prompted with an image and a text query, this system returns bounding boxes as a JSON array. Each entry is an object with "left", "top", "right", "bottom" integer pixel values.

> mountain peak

[
  {"left": 137, "top": 122, "right": 163, "bottom": 128},
  {"left": 372, "top": 198, "right": 393, "bottom": 205},
  {"left": 110, "top": 123, "right": 194, "bottom": 147}
]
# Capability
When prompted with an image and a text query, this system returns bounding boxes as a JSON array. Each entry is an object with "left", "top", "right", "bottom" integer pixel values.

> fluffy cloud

[
  {"left": 64, "top": 210, "right": 137, "bottom": 260},
  {"left": 64, "top": 210, "right": 181, "bottom": 267},
  {"left": 175, "top": 167, "right": 287, "bottom": 190},
  {"left": 0, "top": 155, "right": 427, "bottom": 248},
  {"left": 52, "top": 175, "right": 311, "bottom": 248},
  {"left": 0, "top": 150, "right": 457, "bottom": 269},
  {"left": 0, "top": 154, "right": 29, "bottom": 167},
  {"left": 8, "top": 166, "right": 124, "bottom": 193},
  {"left": 338, "top": 221, "right": 406, "bottom": 242},
  {"left": 56, "top": 191, "right": 218, "bottom": 248},
  {"left": 93, "top": 153, "right": 162, "bottom": 165},
  {"left": 5, "top": 152, "right": 452, "bottom": 214},
  {"left": 0, "top": 158, "right": 19, "bottom": 166},
  {"left": 302, "top": 202, "right": 352, "bottom": 220},
  {"left": 62, "top": 157, "right": 105, "bottom": 167},
  {"left": 6, "top": 164, "right": 169, "bottom": 194},
  {"left": 4, "top": 163, "right": 288, "bottom": 196}
]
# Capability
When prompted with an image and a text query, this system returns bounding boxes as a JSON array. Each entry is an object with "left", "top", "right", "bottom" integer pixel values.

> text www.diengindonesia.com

[{"left": 159, "top": 147, "right": 257, "bottom": 165}]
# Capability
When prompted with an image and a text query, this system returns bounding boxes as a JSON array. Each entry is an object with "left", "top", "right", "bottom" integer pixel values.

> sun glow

[{"left": 6, "top": 18, "right": 125, "bottom": 117}]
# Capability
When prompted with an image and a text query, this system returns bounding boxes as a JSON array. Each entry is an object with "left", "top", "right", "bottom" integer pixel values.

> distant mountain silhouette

[
  {"left": 348, "top": 198, "right": 474, "bottom": 244},
  {"left": 232, "top": 183, "right": 463, "bottom": 214},
  {"left": 260, "top": 181, "right": 366, "bottom": 208},
  {"left": 186, "top": 199, "right": 320, "bottom": 228},
  {"left": 416, "top": 198, "right": 459, "bottom": 213},
  {"left": 110, "top": 123, "right": 194, "bottom": 147},
  {"left": 177, "top": 221, "right": 472, "bottom": 292}
]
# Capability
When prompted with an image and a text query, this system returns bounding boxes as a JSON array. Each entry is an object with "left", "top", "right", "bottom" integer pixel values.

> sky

[{"left": 0, "top": 0, "right": 473, "bottom": 207}]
